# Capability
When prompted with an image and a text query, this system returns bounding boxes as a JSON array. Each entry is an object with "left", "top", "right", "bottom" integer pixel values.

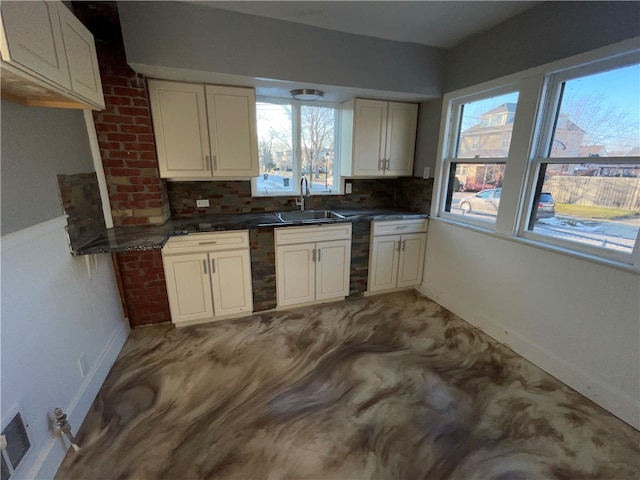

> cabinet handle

[
  {"left": 397, "top": 241, "right": 402, "bottom": 253},
  {"left": 378, "top": 158, "right": 383, "bottom": 171},
  {"left": 396, "top": 225, "right": 409, "bottom": 230},
  {"left": 402, "top": 240, "right": 406, "bottom": 252},
  {"left": 317, "top": 248, "right": 321, "bottom": 262},
  {"left": 203, "top": 259, "right": 208, "bottom": 274},
  {"left": 211, "top": 258, "right": 216, "bottom": 274},
  {"left": 206, "top": 155, "right": 210, "bottom": 171},
  {"left": 198, "top": 241, "right": 217, "bottom": 245},
  {"left": 213, "top": 155, "right": 218, "bottom": 171},
  {"left": 312, "top": 248, "right": 316, "bottom": 263}
]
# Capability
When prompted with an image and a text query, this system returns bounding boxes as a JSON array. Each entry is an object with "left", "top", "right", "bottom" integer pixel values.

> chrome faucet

[{"left": 296, "top": 177, "right": 310, "bottom": 211}]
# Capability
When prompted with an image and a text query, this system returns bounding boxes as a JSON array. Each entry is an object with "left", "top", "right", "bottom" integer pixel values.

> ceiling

[{"left": 196, "top": 1, "right": 541, "bottom": 49}]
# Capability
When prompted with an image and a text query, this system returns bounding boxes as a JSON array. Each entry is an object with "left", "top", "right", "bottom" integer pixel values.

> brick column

[{"left": 74, "top": 2, "right": 170, "bottom": 226}]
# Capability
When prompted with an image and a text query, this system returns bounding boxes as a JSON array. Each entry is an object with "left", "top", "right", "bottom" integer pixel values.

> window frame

[
  {"left": 251, "top": 96, "right": 342, "bottom": 197},
  {"left": 518, "top": 53, "right": 640, "bottom": 265},
  {"left": 437, "top": 83, "right": 521, "bottom": 230},
  {"left": 432, "top": 39, "right": 640, "bottom": 272}
]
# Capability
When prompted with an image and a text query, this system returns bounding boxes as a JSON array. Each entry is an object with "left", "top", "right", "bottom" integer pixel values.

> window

[
  {"left": 523, "top": 58, "right": 640, "bottom": 262},
  {"left": 252, "top": 98, "right": 340, "bottom": 196},
  {"left": 441, "top": 89, "right": 519, "bottom": 227},
  {"left": 434, "top": 45, "right": 640, "bottom": 269}
]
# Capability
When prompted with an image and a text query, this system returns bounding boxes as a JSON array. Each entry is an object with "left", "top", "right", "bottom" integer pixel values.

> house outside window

[{"left": 251, "top": 98, "right": 340, "bottom": 196}]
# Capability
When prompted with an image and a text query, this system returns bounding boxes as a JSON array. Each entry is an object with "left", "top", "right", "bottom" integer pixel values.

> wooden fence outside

[{"left": 545, "top": 177, "right": 640, "bottom": 211}]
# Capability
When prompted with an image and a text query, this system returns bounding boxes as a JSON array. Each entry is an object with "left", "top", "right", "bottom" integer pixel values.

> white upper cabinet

[
  {"left": 149, "top": 80, "right": 259, "bottom": 180},
  {"left": 341, "top": 98, "right": 418, "bottom": 177},
  {"left": 0, "top": 0, "right": 104, "bottom": 110},
  {"left": 148, "top": 80, "right": 212, "bottom": 178},
  {"left": 206, "top": 85, "right": 259, "bottom": 177},
  {"left": 58, "top": 5, "right": 103, "bottom": 106}
]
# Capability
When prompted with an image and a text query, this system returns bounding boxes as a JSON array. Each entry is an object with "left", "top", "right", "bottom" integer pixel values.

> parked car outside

[{"left": 459, "top": 188, "right": 555, "bottom": 219}]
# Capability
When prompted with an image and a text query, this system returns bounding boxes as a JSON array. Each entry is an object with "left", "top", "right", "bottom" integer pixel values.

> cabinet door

[
  {"left": 276, "top": 243, "right": 315, "bottom": 307},
  {"left": 163, "top": 253, "right": 214, "bottom": 324},
  {"left": 385, "top": 102, "right": 418, "bottom": 176},
  {"left": 0, "top": 1, "right": 71, "bottom": 89},
  {"left": 368, "top": 234, "right": 400, "bottom": 292},
  {"left": 397, "top": 233, "right": 426, "bottom": 288},
  {"left": 58, "top": 4, "right": 103, "bottom": 108},
  {"left": 206, "top": 85, "right": 259, "bottom": 177},
  {"left": 316, "top": 240, "right": 351, "bottom": 301},
  {"left": 353, "top": 99, "right": 387, "bottom": 176},
  {"left": 210, "top": 250, "right": 253, "bottom": 317},
  {"left": 148, "top": 80, "right": 211, "bottom": 178}
]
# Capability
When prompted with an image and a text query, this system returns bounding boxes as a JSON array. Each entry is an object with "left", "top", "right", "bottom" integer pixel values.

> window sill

[{"left": 430, "top": 216, "right": 640, "bottom": 275}]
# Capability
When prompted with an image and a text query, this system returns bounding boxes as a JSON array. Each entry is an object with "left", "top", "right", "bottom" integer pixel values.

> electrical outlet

[
  {"left": 196, "top": 199, "right": 210, "bottom": 208},
  {"left": 345, "top": 182, "right": 352, "bottom": 194},
  {"left": 78, "top": 354, "right": 87, "bottom": 378}
]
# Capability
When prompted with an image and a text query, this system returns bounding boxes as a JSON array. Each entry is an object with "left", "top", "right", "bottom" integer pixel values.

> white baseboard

[
  {"left": 415, "top": 283, "right": 640, "bottom": 430},
  {"left": 24, "top": 322, "right": 129, "bottom": 480}
]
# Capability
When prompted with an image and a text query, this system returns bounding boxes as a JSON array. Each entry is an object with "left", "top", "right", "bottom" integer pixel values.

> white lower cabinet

[
  {"left": 275, "top": 224, "right": 352, "bottom": 307},
  {"left": 368, "top": 219, "right": 427, "bottom": 293},
  {"left": 162, "top": 231, "right": 253, "bottom": 325}
]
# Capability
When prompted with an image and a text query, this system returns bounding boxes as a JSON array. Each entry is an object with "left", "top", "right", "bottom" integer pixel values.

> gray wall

[
  {"left": 1, "top": 101, "right": 94, "bottom": 234},
  {"left": 118, "top": 1, "right": 444, "bottom": 98},
  {"left": 413, "top": 99, "right": 443, "bottom": 177},
  {"left": 445, "top": 1, "right": 640, "bottom": 92}
]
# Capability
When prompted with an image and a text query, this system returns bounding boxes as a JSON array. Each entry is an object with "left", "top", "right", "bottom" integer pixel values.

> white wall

[
  {"left": 0, "top": 218, "right": 128, "bottom": 478},
  {"left": 418, "top": 220, "right": 640, "bottom": 429}
]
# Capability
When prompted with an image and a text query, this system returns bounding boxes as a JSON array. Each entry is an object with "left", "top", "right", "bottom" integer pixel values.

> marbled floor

[{"left": 57, "top": 291, "right": 639, "bottom": 479}]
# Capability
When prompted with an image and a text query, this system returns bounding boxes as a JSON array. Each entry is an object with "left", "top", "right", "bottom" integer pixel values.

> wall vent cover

[{"left": 1, "top": 412, "right": 31, "bottom": 478}]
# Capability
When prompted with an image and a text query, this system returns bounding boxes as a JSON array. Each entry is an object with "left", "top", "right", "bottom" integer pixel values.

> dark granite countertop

[{"left": 75, "top": 209, "right": 428, "bottom": 255}]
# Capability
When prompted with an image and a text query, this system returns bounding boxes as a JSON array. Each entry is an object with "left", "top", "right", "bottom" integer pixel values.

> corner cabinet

[
  {"left": 340, "top": 99, "right": 418, "bottom": 177},
  {"left": 275, "top": 224, "right": 352, "bottom": 308},
  {"left": 148, "top": 79, "right": 259, "bottom": 180},
  {"left": 368, "top": 219, "right": 427, "bottom": 293},
  {"left": 0, "top": 0, "right": 104, "bottom": 110},
  {"left": 161, "top": 231, "right": 253, "bottom": 326}
]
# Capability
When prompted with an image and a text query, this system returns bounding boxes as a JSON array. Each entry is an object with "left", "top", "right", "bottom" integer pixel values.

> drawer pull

[
  {"left": 203, "top": 259, "right": 208, "bottom": 274},
  {"left": 199, "top": 241, "right": 218, "bottom": 245},
  {"left": 396, "top": 225, "right": 409, "bottom": 230}
]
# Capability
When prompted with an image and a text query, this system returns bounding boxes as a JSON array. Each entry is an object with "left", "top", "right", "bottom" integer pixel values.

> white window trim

[
  {"left": 432, "top": 37, "right": 640, "bottom": 272},
  {"left": 251, "top": 97, "right": 342, "bottom": 197}
]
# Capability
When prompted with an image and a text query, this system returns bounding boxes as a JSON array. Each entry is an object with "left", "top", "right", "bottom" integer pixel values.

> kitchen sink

[{"left": 275, "top": 210, "right": 346, "bottom": 223}]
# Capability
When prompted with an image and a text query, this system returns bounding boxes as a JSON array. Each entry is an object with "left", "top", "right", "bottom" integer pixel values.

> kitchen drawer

[
  {"left": 275, "top": 223, "right": 352, "bottom": 246},
  {"left": 163, "top": 230, "right": 249, "bottom": 254},
  {"left": 371, "top": 219, "right": 428, "bottom": 236}
]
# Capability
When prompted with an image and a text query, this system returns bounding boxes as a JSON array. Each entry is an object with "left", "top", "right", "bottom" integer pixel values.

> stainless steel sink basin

[{"left": 275, "top": 210, "right": 346, "bottom": 223}]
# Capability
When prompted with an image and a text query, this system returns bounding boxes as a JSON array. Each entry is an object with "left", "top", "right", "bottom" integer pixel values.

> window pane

[
  {"left": 255, "top": 102, "right": 294, "bottom": 195},
  {"left": 445, "top": 162, "right": 506, "bottom": 223},
  {"left": 456, "top": 92, "right": 519, "bottom": 158},
  {"left": 301, "top": 104, "right": 337, "bottom": 193},
  {"left": 549, "top": 63, "right": 640, "bottom": 158},
  {"left": 529, "top": 164, "right": 640, "bottom": 254}
]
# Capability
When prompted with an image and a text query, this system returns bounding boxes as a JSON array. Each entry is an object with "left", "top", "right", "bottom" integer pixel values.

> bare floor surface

[{"left": 57, "top": 291, "right": 639, "bottom": 479}]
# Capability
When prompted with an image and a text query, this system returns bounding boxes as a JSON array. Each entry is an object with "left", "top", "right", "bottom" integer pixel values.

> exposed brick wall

[
  {"left": 73, "top": 2, "right": 170, "bottom": 226},
  {"left": 116, "top": 250, "right": 171, "bottom": 327}
]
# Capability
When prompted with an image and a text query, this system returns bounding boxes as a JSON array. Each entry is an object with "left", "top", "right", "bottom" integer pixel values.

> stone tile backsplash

[
  {"left": 168, "top": 178, "right": 432, "bottom": 216},
  {"left": 57, "top": 172, "right": 107, "bottom": 253}
]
